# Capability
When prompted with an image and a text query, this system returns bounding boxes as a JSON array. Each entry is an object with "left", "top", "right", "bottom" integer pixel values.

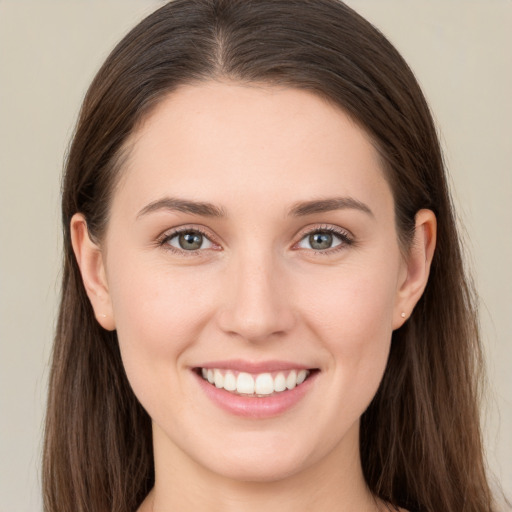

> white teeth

[
  {"left": 214, "top": 369, "right": 224, "bottom": 388},
  {"left": 236, "top": 372, "right": 255, "bottom": 394},
  {"left": 296, "top": 369, "right": 308, "bottom": 385},
  {"left": 200, "top": 368, "right": 311, "bottom": 396},
  {"left": 286, "top": 370, "right": 297, "bottom": 390},
  {"left": 254, "top": 373, "right": 274, "bottom": 395},
  {"left": 223, "top": 371, "right": 237, "bottom": 391},
  {"left": 274, "top": 372, "right": 287, "bottom": 392}
]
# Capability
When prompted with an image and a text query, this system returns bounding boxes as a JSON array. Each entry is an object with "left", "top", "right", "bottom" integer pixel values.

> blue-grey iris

[
  {"left": 309, "top": 232, "right": 333, "bottom": 250},
  {"left": 179, "top": 232, "right": 203, "bottom": 250}
]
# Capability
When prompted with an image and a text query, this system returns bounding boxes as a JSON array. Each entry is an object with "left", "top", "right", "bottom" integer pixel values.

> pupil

[
  {"left": 310, "top": 232, "right": 332, "bottom": 250},
  {"left": 179, "top": 232, "right": 202, "bottom": 250}
]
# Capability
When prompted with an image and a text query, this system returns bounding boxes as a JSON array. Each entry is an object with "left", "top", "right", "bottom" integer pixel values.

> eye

[
  {"left": 163, "top": 229, "right": 214, "bottom": 251},
  {"left": 296, "top": 228, "right": 352, "bottom": 252}
]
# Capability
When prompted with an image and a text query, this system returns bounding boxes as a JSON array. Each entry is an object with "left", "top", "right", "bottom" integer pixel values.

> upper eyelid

[
  {"left": 293, "top": 224, "right": 353, "bottom": 241},
  {"left": 158, "top": 224, "right": 218, "bottom": 243}
]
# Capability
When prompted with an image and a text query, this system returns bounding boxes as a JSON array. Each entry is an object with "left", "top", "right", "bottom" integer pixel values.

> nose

[{"left": 216, "top": 250, "right": 296, "bottom": 343}]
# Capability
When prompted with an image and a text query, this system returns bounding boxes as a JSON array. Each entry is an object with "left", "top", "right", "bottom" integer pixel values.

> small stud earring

[
  {"left": 101, "top": 313, "right": 107, "bottom": 318},
  {"left": 401, "top": 312, "right": 406, "bottom": 318}
]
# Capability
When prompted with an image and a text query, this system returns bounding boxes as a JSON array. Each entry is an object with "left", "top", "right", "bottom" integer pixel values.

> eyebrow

[
  {"left": 136, "top": 195, "right": 373, "bottom": 219},
  {"left": 288, "top": 197, "right": 374, "bottom": 217},
  {"left": 137, "top": 197, "right": 226, "bottom": 219}
]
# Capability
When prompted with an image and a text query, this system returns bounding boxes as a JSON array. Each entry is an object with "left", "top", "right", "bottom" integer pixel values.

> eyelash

[{"left": 157, "top": 224, "right": 354, "bottom": 256}]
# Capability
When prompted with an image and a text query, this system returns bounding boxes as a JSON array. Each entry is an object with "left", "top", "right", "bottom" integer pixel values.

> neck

[{"left": 141, "top": 422, "right": 384, "bottom": 512}]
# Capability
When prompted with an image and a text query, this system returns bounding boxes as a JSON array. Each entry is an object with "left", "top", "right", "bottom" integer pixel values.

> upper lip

[{"left": 194, "top": 359, "right": 314, "bottom": 373}]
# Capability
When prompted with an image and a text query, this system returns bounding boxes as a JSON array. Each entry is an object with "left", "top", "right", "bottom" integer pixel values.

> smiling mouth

[{"left": 195, "top": 368, "right": 317, "bottom": 397}]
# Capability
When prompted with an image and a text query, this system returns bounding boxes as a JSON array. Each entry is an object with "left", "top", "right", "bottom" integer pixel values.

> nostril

[{"left": 215, "top": 287, "right": 297, "bottom": 342}]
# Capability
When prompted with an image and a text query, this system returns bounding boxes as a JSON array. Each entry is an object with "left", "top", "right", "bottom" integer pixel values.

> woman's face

[{"left": 90, "top": 82, "right": 415, "bottom": 482}]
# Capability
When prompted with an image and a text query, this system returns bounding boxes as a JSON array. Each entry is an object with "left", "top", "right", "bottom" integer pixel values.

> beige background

[{"left": 0, "top": 1, "right": 510, "bottom": 510}]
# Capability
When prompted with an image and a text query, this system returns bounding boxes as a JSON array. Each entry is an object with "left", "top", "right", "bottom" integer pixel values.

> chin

[
  {"left": 193, "top": 435, "right": 320, "bottom": 484},
  {"left": 208, "top": 457, "right": 307, "bottom": 484}
]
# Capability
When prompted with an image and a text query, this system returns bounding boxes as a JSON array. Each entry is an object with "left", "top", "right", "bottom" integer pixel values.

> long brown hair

[{"left": 43, "top": 1, "right": 496, "bottom": 511}]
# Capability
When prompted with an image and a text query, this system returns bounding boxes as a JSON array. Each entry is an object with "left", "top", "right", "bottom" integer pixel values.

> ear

[
  {"left": 393, "top": 209, "right": 437, "bottom": 329},
  {"left": 70, "top": 213, "right": 116, "bottom": 330}
]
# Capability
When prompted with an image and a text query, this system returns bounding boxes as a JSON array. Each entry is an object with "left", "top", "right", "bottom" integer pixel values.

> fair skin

[{"left": 71, "top": 82, "right": 436, "bottom": 512}]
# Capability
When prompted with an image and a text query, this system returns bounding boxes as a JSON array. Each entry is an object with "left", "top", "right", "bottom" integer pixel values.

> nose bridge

[{"left": 217, "top": 243, "right": 295, "bottom": 342}]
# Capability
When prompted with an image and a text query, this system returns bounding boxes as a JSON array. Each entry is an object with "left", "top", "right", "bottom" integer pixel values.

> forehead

[{"left": 113, "top": 81, "right": 392, "bottom": 218}]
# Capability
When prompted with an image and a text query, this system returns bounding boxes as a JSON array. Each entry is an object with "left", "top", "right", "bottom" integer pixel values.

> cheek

[
  {"left": 300, "top": 265, "right": 398, "bottom": 401},
  {"left": 302, "top": 263, "right": 398, "bottom": 344},
  {"left": 110, "top": 254, "right": 213, "bottom": 337},
  {"left": 106, "top": 258, "right": 217, "bottom": 395}
]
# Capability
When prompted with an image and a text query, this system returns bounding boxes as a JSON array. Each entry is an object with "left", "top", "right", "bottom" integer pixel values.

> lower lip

[{"left": 193, "top": 371, "right": 317, "bottom": 419}]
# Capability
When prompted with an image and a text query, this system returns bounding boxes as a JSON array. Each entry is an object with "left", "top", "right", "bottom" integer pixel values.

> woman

[{"left": 42, "top": 1, "right": 497, "bottom": 511}]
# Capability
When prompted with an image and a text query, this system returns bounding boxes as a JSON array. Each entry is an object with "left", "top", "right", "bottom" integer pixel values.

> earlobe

[
  {"left": 393, "top": 209, "right": 437, "bottom": 329},
  {"left": 70, "top": 213, "right": 116, "bottom": 330}
]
